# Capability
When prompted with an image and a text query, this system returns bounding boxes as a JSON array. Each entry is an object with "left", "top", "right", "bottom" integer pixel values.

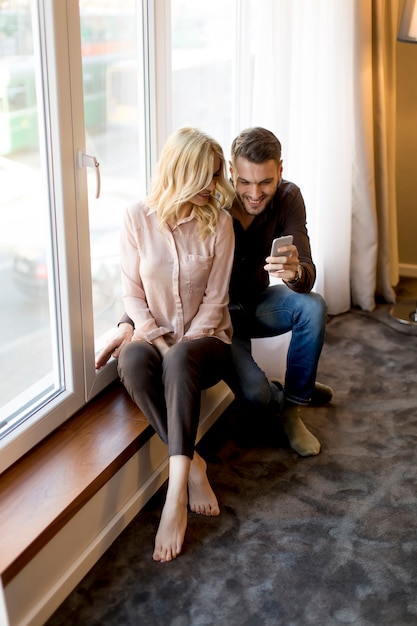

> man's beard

[{"left": 235, "top": 189, "right": 275, "bottom": 215}]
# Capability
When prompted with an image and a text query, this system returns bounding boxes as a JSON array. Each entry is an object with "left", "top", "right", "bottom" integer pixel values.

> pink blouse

[{"left": 120, "top": 202, "right": 234, "bottom": 346}]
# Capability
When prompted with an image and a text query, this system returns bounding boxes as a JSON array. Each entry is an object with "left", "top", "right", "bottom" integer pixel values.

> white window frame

[{"left": 0, "top": 0, "right": 164, "bottom": 474}]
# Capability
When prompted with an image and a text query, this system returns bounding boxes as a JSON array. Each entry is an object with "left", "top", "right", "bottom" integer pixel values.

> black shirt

[{"left": 228, "top": 179, "right": 316, "bottom": 312}]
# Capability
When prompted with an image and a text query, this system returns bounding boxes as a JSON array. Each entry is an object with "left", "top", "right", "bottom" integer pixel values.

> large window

[
  {"left": 170, "top": 0, "right": 237, "bottom": 154},
  {"left": 0, "top": 0, "right": 242, "bottom": 475},
  {"left": 79, "top": 3, "right": 146, "bottom": 347},
  {"left": 0, "top": 4, "right": 65, "bottom": 448},
  {"left": 0, "top": 0, "right": 149, "bottom": 473}
]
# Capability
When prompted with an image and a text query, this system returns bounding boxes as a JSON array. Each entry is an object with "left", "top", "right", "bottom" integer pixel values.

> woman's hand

[
  {"left": 152, "top": 336, "right": 170, "bottom": 357},
  {"left": 95, "top": 323, "right": 134, "bottom": 369}
]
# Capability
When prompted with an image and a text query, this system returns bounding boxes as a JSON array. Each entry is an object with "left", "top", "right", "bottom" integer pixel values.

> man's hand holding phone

[
  {"left": 270, "top": 234, "right": 293, "bottom": 258},
  {"left": 265, "top": 234, "right": 301, "bottom": 282}
]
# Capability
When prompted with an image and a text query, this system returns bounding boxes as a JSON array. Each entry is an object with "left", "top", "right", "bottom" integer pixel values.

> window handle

[{"left": 78, "top": 151, "right": 101, "bottom": 199}]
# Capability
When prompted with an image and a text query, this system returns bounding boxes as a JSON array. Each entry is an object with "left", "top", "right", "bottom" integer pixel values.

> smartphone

[{"left": 270, "top": 235, "right": 293, "bottom": 257}]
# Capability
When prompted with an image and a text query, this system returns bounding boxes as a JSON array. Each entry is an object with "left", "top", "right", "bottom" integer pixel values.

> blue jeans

[{"left": 229, "top": 285, "right": 327, "bottom": 411}]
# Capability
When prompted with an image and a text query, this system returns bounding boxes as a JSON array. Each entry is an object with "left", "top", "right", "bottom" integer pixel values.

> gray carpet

[{"left": 46, "top": 303, "right": 417, "bottom": 626}]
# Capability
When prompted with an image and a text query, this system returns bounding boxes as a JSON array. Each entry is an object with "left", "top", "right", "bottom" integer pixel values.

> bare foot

[
  {"left": 153, "top": 498, "right": 188, "bottom": 562},
  {"left": 188, "top": 452, "right": 220, "bottom": 516},
  {"left": 283, "top": 409, "right": 321, "bottom": 457}
]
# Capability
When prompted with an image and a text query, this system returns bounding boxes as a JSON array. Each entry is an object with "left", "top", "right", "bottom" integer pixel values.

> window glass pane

[
  {"left": 0, "top": 2, "right": 63, "bottom": 437},
  {"left": 171, "top": 0, "right": 236, "bottom": 152},
  {"left": 79, "top": 1, "right": 143, "bottom": 349}
]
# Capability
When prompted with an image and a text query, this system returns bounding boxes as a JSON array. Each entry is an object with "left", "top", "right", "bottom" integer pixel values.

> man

[
  {"left": 225, "top": 127, "right": 331, "bottom": 456},
  {"left": 96, "top": 127, "right": 332, "bottom": 457}
]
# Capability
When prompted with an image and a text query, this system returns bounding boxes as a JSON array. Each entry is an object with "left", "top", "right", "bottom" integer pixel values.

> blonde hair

[{"left": 146, "top": 127, "right": 234, "bottom": 239}]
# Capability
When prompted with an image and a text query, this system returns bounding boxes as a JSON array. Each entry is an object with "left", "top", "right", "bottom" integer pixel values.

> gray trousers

[{"left": 118, "top": 337, "right": 232, "bottom": 458}]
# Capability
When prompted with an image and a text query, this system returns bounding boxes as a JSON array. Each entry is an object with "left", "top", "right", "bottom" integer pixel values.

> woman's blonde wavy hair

[{"left": 146, "top": 127, "right": 234, "bottom": 239}]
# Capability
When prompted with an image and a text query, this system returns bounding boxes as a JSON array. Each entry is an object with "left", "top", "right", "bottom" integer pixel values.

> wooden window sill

[{"left": 0, "top": 380, "right": 150, "bottom": 586}]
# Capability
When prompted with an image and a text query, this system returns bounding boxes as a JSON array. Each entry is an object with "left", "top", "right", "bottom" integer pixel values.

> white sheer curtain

[
  {"left": 236, "top": 0, "right": 402, "bottom": 315},
  {"left": 237, "top": 0, "right": 354, "bottom": 315}
]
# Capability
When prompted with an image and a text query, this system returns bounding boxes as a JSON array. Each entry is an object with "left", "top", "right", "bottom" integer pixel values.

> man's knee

[
  {"left": 235, "top": 371, "right": 272, "bottom": 408},
  {"left": 301, "top": 292, "right": 327, "bottom": 329}
]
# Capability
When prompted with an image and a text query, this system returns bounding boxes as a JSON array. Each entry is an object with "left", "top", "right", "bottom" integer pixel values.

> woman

[{"left": 118, "top": 127, "right": 235, "bottom": 562}]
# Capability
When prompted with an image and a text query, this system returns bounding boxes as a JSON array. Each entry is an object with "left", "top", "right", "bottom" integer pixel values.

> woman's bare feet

[
  {"left": 153, "top": 455, "right": 190, "bottom": 562},
  {"left": 152, "top": 453, "right": 219, "bottom": 562},
  {"left": 153, "top": 497, "right": 188, "bottom": 562},
  {"left": 188, "top": 452, "right": 220, "bottom": 516}
]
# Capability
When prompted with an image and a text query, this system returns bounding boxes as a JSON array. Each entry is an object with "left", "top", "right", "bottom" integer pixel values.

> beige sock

[{"left": 282, "top": 404, "right": 321, "bottom": 457}]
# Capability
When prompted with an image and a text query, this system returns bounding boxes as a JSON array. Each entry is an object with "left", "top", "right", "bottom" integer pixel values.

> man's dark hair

[{"left": 231, "top": 127, "right": 282, "bottom": 167}]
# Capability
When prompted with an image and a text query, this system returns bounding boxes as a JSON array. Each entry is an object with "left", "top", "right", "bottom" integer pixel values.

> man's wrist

[
  {"left": 287, "top": 264, "right": 302, "bottom": 285},
  {"left": 118, "top": 314, "right": 134, "bottom": 328}
]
